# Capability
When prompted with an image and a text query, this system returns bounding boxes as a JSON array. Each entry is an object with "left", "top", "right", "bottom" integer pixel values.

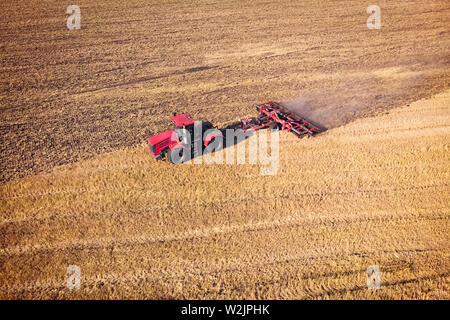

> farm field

[
  {"left": 0, "top": 0, "right": 449, "bottom": 300},
  {"left": 0, "top": 90, "right": 449, "bottom": 299}
]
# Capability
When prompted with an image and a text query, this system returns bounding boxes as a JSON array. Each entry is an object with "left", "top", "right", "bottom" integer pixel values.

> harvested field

[
  {"left": 0, "top": 90, "right": 449, "bottom": 299},
  {"left": 1, "top": 0, "right": 450, "bottom": 181}
]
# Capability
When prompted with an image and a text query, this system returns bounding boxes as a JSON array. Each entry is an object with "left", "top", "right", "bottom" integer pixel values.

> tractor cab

[
  {"left": 170, "top": 113, "right": 194, "bottom": 129},
  {"left": 147, "top": 112, "right": 219, "bottom": 163},
  {"left": 170, "top": 113, "right": 213, "bottom": 140},
  {"left": 170, "top": 113, "right": 195, "bottom": 143}
]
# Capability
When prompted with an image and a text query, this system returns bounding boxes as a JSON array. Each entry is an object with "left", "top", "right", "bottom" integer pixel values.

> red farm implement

[{"left": 240, "top": 101, "right": 322, "bottom": 138}]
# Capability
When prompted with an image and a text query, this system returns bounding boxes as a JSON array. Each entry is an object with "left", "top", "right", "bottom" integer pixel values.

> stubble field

[{"left": 0, "top": 0, "right": 449, "bottom": 299}]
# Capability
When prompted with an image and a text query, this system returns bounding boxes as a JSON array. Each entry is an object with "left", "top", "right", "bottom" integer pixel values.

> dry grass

[
  {"left": 0, "top": 90, "right": 449, "bottom": 299},
  {"left": 1, "top": 0, "right": 450, "bottom": 181}
]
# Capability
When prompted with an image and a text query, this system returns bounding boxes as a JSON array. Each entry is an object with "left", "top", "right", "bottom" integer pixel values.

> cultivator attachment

[{"left": 240, "top": 101, "right": 323, "bottom": 138}]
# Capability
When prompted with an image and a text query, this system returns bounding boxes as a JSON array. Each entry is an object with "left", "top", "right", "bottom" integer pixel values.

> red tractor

[{"left": 147, "top": 112, "right": 221, "bottom": 164}]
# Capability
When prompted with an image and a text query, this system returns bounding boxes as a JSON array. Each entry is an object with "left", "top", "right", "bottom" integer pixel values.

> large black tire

[{"left": 167, "top": 146, "right": 191, "bottom": 164}]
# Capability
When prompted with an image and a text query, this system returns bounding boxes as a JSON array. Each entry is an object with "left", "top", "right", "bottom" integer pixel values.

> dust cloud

[{"left": 281, "top": 70, "right": 438, "bottom": 130}]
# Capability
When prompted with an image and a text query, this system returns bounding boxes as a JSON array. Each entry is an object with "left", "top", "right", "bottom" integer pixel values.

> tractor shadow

[
  {"left": 189, "top": 121, "right": 258, "bottom": 161},
  {"left": 187, "top": 112, "right": 327, "bottom": 163}
]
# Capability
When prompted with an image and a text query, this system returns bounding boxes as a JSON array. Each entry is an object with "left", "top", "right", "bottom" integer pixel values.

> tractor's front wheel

[{"left": 167, "top": 146, "right": 191, "bottom": 164}]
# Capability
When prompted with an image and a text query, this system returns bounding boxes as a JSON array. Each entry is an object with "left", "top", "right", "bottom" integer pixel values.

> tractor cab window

[
  {"left": 174, "top": 124, "right": 194, "bottom": 145},
  {"left": 180, "top": 124, "right": 194, "bottom": 136}
]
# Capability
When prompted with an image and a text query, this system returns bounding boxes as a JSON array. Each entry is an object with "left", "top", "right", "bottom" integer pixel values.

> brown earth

[
  {"left": 1, "top": 0, "right": 450, "bottom": 182},
  {"left": 0, "top": 89, "right": 449, "bottom": 299}
]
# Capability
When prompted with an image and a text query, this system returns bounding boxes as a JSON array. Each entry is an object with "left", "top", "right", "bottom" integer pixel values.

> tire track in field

[
  {"left": 9, "top": 158, "right": 449, "bottom": 181},
  {"left": 1, "top": 208, "right": 448, "bottom": 257},
  {"left": 305, "top": 272, "right": 450, "bottom": 299},
  {"left": 1, "top": 177, "right": 447, "bottom": 204},
  {"left": 1, "top": 244, "right": 446, "bottom": 298},
  {"left": 1, "top": 181, "right": 448, "bottom": 226},
  {"left": 73, "top": 65, "right": 219, "bottom": 95}
]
